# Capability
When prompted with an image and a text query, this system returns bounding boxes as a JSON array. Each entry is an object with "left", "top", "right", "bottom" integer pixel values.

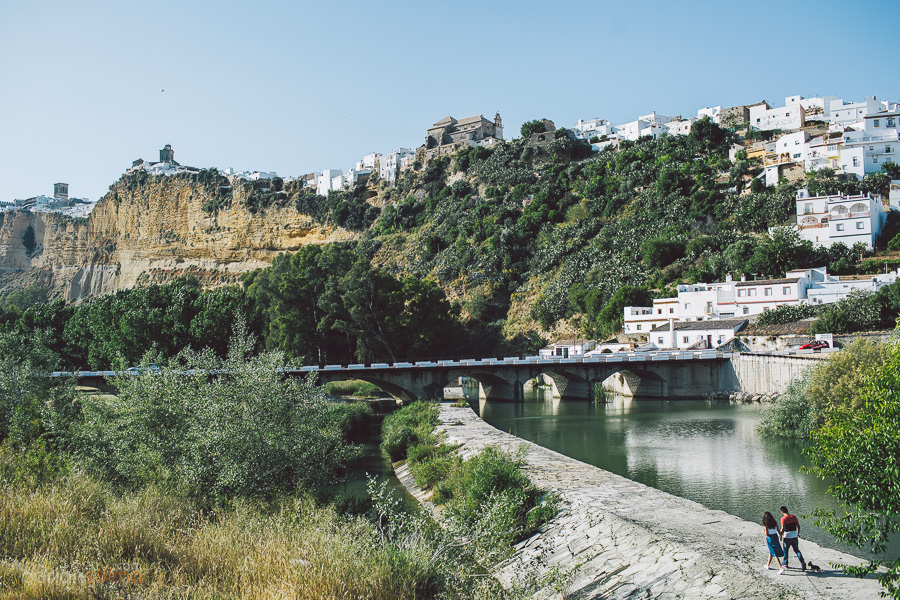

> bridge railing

[
  {"left": 54, "top": 350, "right": 733, "bottom": 379},
  {"left": 293, "top": 349, "right": 731, "bottom": 373}
]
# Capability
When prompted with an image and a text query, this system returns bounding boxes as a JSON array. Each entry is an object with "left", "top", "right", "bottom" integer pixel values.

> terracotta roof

[
  {"left": 734, "top": 278, "right": 799, "bottom": 287},
  {"left": 651, "top": 319, "right": 748, "bottom": 332}
]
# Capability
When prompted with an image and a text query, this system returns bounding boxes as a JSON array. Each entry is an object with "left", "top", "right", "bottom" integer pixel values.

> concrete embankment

[
  {"left": 724, "top": 353, "right": 824, "bottom": 396},
  {"left": 418, "top": 403, "right": 882, "bottom": 599}
]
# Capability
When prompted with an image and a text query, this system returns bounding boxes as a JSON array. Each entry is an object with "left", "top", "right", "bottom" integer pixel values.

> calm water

[{"left": 472, "top": 390, "right": 873, "bottom": 557}]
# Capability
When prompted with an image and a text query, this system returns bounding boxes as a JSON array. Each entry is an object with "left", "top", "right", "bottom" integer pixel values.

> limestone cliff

[{"left": 0, "top": 172, "right": 359, "bottom": 302}]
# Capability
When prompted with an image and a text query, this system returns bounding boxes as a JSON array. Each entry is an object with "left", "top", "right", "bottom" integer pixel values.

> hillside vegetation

[{"left": 3, "top": 118, "right": 900, "bottom": 367}]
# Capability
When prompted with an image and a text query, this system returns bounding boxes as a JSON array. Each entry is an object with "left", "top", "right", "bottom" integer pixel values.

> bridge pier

[{"left": 477, "top": 378, "right": 524, "bottom": 402}]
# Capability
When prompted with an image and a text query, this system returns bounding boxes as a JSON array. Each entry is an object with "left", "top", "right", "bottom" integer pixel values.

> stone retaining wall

[
  {"left": 419, "top": 403, "right": 882, "bottom": 599},
  {"left": 721, "top": 353, "right": 822, "bottom": 395}
]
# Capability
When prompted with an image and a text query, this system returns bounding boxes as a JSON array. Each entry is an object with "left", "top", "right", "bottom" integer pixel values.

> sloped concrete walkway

[{"left": 434, "top": 403, "right": 883, "bottom": 599}]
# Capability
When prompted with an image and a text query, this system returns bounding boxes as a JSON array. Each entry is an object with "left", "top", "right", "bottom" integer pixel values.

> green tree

[
  {"left": 641, "top": 237, "right": 685, "bottom": 269},
  {"left": 519, "top": 119, "right": 547, "bottom": 139},
  {"left": 806, "top": 337, "right": 900, "bottom": 597},
  {"left": 687, "top": 116, "right": 729, "bottom": 154},
  {"left": 812, "top": 290, "right": 883, "bottom": 334},
  {"left": 73, "top": 326, "right": 367, "bottom": 499},
  {"left": 882, "top": 161, "right": 900, "bottom": 180},
  {"left": 749, "top": 227, "right": 808, "bottom": 277}
]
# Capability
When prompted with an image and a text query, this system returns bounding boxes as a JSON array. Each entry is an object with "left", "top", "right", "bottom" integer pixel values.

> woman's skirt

[{"left": 766, "top": 534, "right": 785, "bottom": 557}]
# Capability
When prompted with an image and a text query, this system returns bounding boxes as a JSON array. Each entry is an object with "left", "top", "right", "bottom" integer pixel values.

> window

[
  {"left": 706, "top": 301, "right": 713, "bottom": 313},
  {"left": 657, "top": 308, "right": 662, "bottom": 314},
  {"left": 684, "top": 303, "right": 690, "bottom": 310},
  {"left": 804, "top": 203, "right": 813, "bottom": 214},
  {"left": 794, "top": 140, "right": 800, "bottom": 145},
  {"left": 786, "top": 112, "right": 791, "bottom": 117},
  {"left": 738, "top": 289, "right": 745, "bottom": 297},
  {"left": 783, "top": 286, "right": 790, "bottom": 294},
  {"left": 764, "top": 288, "right": 772, "bottom": 296},
  {"left": 857, "top": 221, "right": 865, "bottom": 229},
  {"left": 874, "top": 119, "right": 880, "bottom": 128},
  {"left": 658, "top": 337, "right": 664, "bottom": 344},
  {"left": 836, "top": 223, "right": 845, "bottom": 231},
  {"left": 682, "top": 336, "right": 689, "bottom": 344},
  {"left": 853, "top": 157, "right": 860, "bottom": 167},
  {"left": 793, "top": 153, "right": 801, "bottom": 159},
  {"left": 748, "top": 288, "right": 757, "bottom": 297},
  {"left": 887, "top": 145, "right": 892, "bottom": 153},
  {"left": 888, "top": 118, "right": 896, "bottom": 127},
  {"left": 669, "top": 307, "right": 674, "bottom": 314},
  {"left": 743, "top": 307, "right": 750, "bottom": 315},
  {"left": 637, "top": 324, "right": 642, "bottom": 331}
]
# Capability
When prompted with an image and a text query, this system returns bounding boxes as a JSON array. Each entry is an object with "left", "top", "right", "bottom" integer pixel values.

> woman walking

[{"left": 763, "top": 511, "right": 786, "bottom": 574}]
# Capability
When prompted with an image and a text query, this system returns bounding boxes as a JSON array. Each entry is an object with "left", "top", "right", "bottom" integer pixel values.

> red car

[{"left": 799, "top": 340, "right": 829, "bottom": 350}]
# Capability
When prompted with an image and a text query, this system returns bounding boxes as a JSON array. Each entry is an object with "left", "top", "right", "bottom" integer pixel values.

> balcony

[
  {"left": 831, "top": 211, "right": 870, "bottom": 220},
  {"left": 798, "top": 223, "right": 828, "bottom": 230}
]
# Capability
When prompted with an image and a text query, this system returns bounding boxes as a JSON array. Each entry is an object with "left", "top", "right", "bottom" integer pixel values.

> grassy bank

[
  {"left": 0, "top": 328, "right": 521, "bottom": 599},
  {"left": 382, "top": 402, "right": 557, "bottom": 563},
  {"left": 0, "top": 446, "right": 516, "bottom": 599},
  {"left": 325, "top": 379, "right": 383, "bottom": 398}
]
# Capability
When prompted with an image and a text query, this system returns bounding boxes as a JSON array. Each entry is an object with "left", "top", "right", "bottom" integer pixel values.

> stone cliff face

[{"left": 0, "top": 172, "right": 358, "bottom": 302}]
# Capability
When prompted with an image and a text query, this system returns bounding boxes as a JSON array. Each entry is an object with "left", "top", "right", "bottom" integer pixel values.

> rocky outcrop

[{"left": 0, "top": 173, "right": 359, "bottom": 302}]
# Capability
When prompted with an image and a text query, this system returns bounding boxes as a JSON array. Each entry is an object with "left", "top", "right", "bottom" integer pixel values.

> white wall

[{"left": 749, "top": 103, "right": 804, "bottom": 131}]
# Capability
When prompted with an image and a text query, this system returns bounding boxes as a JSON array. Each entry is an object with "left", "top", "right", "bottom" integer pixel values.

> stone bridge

[
  {"left": 301, "top": 350, "right": 731, "bottom": 402},
  {"left": 64, "top": 349, "right": 818, "bottom": 402}
]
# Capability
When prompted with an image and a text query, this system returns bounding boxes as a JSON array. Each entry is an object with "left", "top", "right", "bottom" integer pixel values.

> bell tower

[
  {"left": 494, "top": 112, "right": 503, "bottom": 140},
  {"left": 159, "top": 144, "right": 174, "bottom": 163}
]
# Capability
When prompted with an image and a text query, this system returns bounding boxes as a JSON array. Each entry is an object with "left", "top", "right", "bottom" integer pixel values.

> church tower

[
  {"left": 494, "top": 113, "right": 503, "bottom": 140},
  {"left": 159, "top": 144, "right": 174, "bottom": 164}
]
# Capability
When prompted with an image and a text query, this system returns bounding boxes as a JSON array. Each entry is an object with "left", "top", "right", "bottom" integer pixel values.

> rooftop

[
  {"left": 734, "top": 278, "right": 800, "bottom": 287},
  {"left": 651, "top": 319, "right": 748, "bottom": 332}
]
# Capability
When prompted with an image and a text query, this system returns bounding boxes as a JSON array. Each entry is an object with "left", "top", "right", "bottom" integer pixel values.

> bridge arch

[
  {"left": 465, "top": 371, "right": 525, "bottom": 402},
  {"left": 600, "top": 368, "right": 667, "bottom": 398}
]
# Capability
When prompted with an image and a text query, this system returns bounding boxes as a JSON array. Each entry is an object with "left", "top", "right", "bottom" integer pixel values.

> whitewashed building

[
  {"left": 763, "top": 131, "right": 809, "bottom": 185},
  {"left": 749, "top": 101, "right": 805, "bottom": 131},
  {"left": 315, "top": 168, "right": 343, "bottom": 197},
  {"left": 696, "top": 106, "right": 722, "bottom": 123},
  {"left": 842, "top": 109, "right": 900, "bottom": 174},
  {"left": 826, "top": 97, "right": 890, "bottom": 127},
  {"left": 571, "top": 118, "right": 618, "bottom": 140},
  {"left": 622, "top": 263, "right": 893, "bottom": 336},
  {"left": 649, "top": 319, "right": 748, "bottom": 350},
  {"left": 379, "top": 148, "right": 415, "bottom": 184},
  {"left": 617, "top": 112, "right": 671, "bottom": 141},
  {"left": 793, "top": 188, "right": 886, "bottom": 250},
  {"left": 538, "top": 340, "right": 596, "bottom": 359},
  {"left": 807, "top": 273, "right": 898, "bottom": 305}
]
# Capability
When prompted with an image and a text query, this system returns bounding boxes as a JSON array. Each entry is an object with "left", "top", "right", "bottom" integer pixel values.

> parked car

[{"left": 799, "top": 340, "right": 829, "bottom": 350}]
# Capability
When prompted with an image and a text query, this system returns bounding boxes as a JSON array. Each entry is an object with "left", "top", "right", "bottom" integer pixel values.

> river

[{"left": 471, "top": 388, "right": 877, "bottom": 558}]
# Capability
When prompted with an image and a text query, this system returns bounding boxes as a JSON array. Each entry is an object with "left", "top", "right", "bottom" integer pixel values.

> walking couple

[{"left": 763, "top": 506, "right": 806, "bottom": 574}]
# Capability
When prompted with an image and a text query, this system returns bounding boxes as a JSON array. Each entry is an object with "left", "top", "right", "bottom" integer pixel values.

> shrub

[
  {"left": 754, "top": 304, "right": 821, "bottom": 327},
  {"left": 71, "top": 327, "right": 368, "bottom": 499},
  {"left": 757, "top": 379, "right": 818, "bottom": 439},
  {"left": 380, "top": 401, "right": 438, "bottom": 462}
]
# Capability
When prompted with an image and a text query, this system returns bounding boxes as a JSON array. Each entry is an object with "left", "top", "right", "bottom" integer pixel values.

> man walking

[{"left": 780, "top": 506, "right": 806, "bottom": 571}]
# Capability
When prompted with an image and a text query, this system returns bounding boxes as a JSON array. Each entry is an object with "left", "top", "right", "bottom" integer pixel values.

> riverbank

[{"left": 427, "top": 403, "right": 883, "bottom": 599}]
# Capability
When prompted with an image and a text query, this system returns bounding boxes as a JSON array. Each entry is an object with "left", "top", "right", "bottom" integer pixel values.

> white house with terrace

[
  {"left": 649, "top": 318, "right": 748, "bottom": 350},
  {"left": 792, "top": 187, "right": 886, "bottom": 250},
  {"left": 621, "top": 265, "right": 893, "bottom": 335},
  {"left": 842, "top": 109, "right": 900, "bottom": 174}
]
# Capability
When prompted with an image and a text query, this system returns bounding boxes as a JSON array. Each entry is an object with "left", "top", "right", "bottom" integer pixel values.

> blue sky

[{"left": 2, "top": 0, "right": 899, "bottom": 202}]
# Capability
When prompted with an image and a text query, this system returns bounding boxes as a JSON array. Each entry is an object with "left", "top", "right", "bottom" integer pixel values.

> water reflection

[{"left": 474, "top": 389, "right": 860, "bottom": 554}]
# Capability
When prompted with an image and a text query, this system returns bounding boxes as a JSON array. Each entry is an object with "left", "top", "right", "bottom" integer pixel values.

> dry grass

[{"left": 0, "top": 460, "right": 503, "bottom": 600}]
